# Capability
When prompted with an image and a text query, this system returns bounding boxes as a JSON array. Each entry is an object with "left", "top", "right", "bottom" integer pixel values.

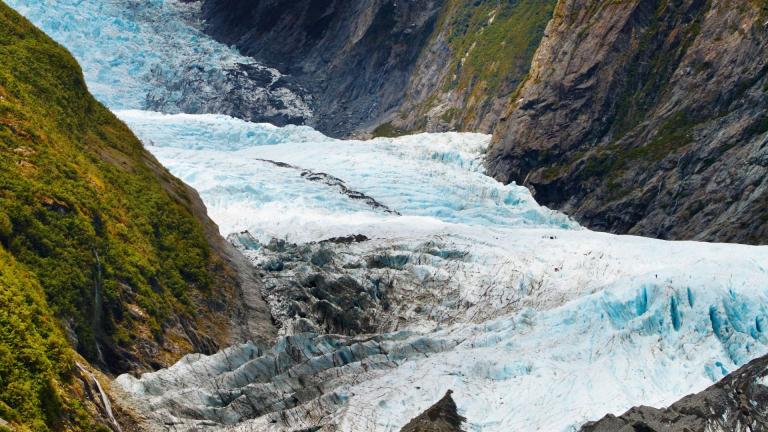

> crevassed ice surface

[
  {"left": 117, "top": 110, "right": 576, "bottom": 241},
  {"left": 114, "top": 111, "right": 768, "bottom": 431},
  {"left": 8, "top": 1, "right": 768, "bottom": 431},
  {"left": 6, "top": 0, "right": 311, "bottom": 120}
]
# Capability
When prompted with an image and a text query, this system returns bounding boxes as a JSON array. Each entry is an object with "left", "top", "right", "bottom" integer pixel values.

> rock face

[
  {"left": 199, "top": 0, "right": 555, "bottom": 137},
  {"left": 487, "top": 0, "right": 768, "bottom": 244},
  {"left": 200, "top": 0, "right": 445, "bottom": 137},
  {"left": 390, "top": 0, "right": 556, "bottom": 135},
  {"left": 580, "top": 352, "right": 768, "bottom": 432},
  {"left": 400, "top": 390, "right": 465, "bottom": 432},
  {"left": 200, "top": 0, "right": 768, "bottom": 244}
]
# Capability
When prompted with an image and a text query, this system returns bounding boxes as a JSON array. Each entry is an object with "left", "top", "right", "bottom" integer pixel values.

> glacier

[
  {"left": 8, "top": 1, "right": 768, "bottom": 431},
  {"left": 112, "top": 110, "right": 768, "bottom": 431},
  {"left": 5, "top": 0, "right": 312, "bottom": 124}
]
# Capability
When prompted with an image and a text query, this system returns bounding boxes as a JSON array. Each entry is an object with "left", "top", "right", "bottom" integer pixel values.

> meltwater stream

[{"left": 9, "top": 1, "right": 768, "bottom": 431}]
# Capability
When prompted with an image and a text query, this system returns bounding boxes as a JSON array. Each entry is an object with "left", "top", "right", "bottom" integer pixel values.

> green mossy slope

[
  {"left": 0, "top": 2, "right": 243, "bottom": 428},
  {"left": 0, "top": 248, "right": 98, "bottom": 431},
  {"left": 390, "top": 0, "right": 556, "bottom": 134}
]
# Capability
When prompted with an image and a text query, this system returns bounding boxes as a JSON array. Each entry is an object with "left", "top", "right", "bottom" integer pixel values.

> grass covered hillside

[{"left": 0, "top": 2, "right": 270, "bottom": 428}]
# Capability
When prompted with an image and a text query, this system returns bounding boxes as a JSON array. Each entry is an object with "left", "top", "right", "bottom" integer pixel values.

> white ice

[
  {"left": 115, "top": 110, "right": 768, "bottom": 431},
  {"left": 116, "top": 110, "right": 576, "bottom": 243},
  {"left": 6, "top": 0, "right": 311, "bottom": 119}
]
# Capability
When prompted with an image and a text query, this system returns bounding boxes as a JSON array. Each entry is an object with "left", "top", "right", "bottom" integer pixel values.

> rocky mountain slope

[
  {"left": 201, "top": 0, "right": 768, "bottom": 244},
  {"left": 400, "top": 391, "right": 465, "bottom": 432},
  {"left": 200, "top": 0, "right": 445, "bottom": 137},
  {"left": 580, "top": 351, "right": 768, "bottom": 432},
  {"left": 198, "top": 0, "right": 555, "bottom": 137},
  {"left": 0, "top": 3, "right": 274, "bottom": 429},
  {"left": 487, "top": 0, "right": 768, "bottom": 244}
]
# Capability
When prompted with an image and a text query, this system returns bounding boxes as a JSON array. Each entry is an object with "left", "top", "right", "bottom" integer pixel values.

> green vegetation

[
  {"left": 610, "top": 4, "right": 706, "bottom": 137},
  {"left": 573, "top": 111, "right": 698, "bottom": 183},
  {"left": 412, "top": 0, "right": 556, "bottom": 128},
  {"left": 0, "top": 248, "right": 95, "bottom": 430},
  {"left": 372, "top": 121, "right": 410, "bottom": 138},
  {"left": 0, "top": 3, "right": 232, "bottom": 429},
  {"left": 624, "top": 112, "right": 696, "bottom": 161}
]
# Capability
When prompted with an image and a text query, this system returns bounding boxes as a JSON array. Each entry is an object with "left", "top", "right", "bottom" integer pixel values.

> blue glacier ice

[{"left": 7, "top": 0, "right": 311, "bottom": 121}]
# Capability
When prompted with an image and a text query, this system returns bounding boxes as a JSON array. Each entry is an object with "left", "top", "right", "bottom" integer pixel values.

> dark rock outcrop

[
  {"left": 200, "top": 0, "right": 768, "bottom": 244},
  {"left": 200, "top": 0, "right": 445, "bottom": 137},
  {"left": 487, "top": 0, "right": 768, "bottom": 244},
  {"left": 198, "top": 0, "right": 555, "bottom": 137},
  {"left": 144, "top": 61, "right": 312, "bottom": 127},
  {"left": 400, "top": 390, "right": 465, "bottom": 432},
  {"left": 581, "top": 352, "right": 768, "bottom": 432}
]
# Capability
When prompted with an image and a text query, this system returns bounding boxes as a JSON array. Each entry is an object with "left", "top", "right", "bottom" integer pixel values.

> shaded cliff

[
  {"left": 0, "top": 2, "right": 274, "bottom": 428},
  {"left": 201, "top": 0, "right": 445, "bottom": 137},
  {"left": 199, "top": 0, "right": 555, "bottom": 137},
  {"left": 201, "top": 0, "right": 768, "bottom": 244},
  {"left": 581, "top": 352, "right": 768, "bottom": 432},
  {"left": 487, "top": 0, "right": 768, "bottom": 244}
]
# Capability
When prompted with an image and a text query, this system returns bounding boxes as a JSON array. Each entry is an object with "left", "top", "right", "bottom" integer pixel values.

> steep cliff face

[
  {"left": 201, "top": 0, "right": 445, "bottom": 137},
  {"left": 387, "top": 0, "right": 555, "bottom": 135},
  {"left": 202, "top": 0, "right": 768, "bottom": 244},
  {"left": 0, "top": 3, "right": 274, "bottom": 428},
  {"left": 488, "top": 0, "right": 768, "bottom": 244},
  {"left": 199, "top": 0, "right": 555, "bottom": 137}
]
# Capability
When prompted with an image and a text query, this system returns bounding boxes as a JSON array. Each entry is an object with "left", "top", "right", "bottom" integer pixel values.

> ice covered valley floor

[{"left": 110, "top": 110, "right": 768, "bottom": 432}]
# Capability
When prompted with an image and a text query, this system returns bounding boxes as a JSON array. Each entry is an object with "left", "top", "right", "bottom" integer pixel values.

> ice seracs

[
  {"left": 113, "top": 110, "right": 768, "bottom": 431},
  {"left": 8, "top": 1, "right": 768, "bottom": 430}
]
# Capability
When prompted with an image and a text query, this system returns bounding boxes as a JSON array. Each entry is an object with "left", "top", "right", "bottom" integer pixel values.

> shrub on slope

[{"left": 0, "top": 2, "right": 262, "bottom": 428}]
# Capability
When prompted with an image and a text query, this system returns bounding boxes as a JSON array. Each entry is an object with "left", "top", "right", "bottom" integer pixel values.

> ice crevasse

[{"left": 113, "top": 110, "right": 768, "bottom": 431}]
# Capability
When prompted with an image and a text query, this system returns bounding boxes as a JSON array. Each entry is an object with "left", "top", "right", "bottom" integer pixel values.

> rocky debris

[
  {"left": 255, "top": 158, "right": 400, "bottom": 215},
  {"left": 581, "top": 352, "right": 768, "bottom": 432},
  {"left": 400, "top": 390, "right": 465, "bottom": 432},
  {"left": 226, "top": 233, "right": 471, "bottom": 336},
  {"left": 320, "top": 234, "right": 370, "bottom": 245},
  {"left": 487, "top": 0, "right": 768, "bottom": 244},
  {"left": 145, "top": 61, "right": 313, "bottom": 127}
]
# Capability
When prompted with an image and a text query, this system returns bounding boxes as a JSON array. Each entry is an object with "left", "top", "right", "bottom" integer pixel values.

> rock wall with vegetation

[
  {"left": 199, "top": 0, "right": 555, "bottom": 138},
  {"left": 0, "top": 3, "right": 274, "bottom": 429},
  {"left": 202, "top": 0, "right": 768, "bottom": 244},
  {"left": 383, "top": 0, "right": 556, "bottom": 136},
  {"left": 487, "top": 0, "right": 768, "bottom": 243},
  {"left": 201, "top": 0, "right": 446, "bottom": 137}
]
